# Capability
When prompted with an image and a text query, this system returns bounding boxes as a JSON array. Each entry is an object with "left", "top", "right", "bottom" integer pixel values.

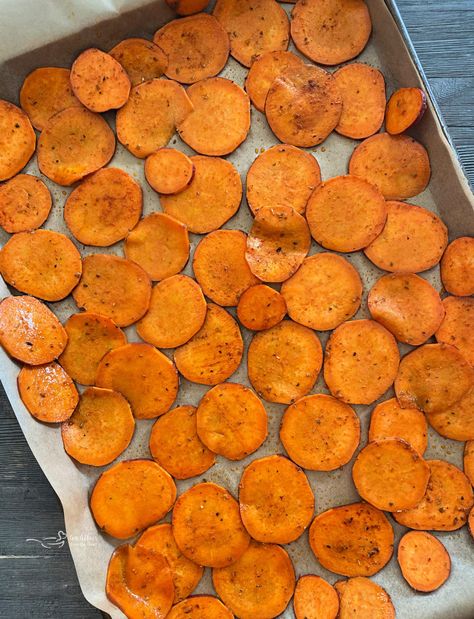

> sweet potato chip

[
  {"left": 386, "top": 87, "right": 427, "bottom": 135},
  {"left": 61, "top": 387, "right": 134, "bottom": 466},
  {"left": 280, "top": 394, "right": 360, "bottom": 471},
  {"left": 116, "top": 78, "right": 193, "bottom": 158},
  {"left": 440, "top": 236, "right": 474, "bottom": 297},
  {"left": 96, "top": 343, "right": 178, "bottom": 419},
  {"left": 369, "top": 398, "right": 427, "bottom": 455},
  {"left": 213, "top": 0, "right": 290, "bottom": 67},
  {"left": 172, "top": 482, "right": 250, "bottom": 567},
  {"left": 0, "top": 229, "right": 82, "bottom": 302},
  {"left": 37, "top": 107, "right": 115, "bottom": 186},
  {"left": 73, "top": 254, "right": 151, "bottom": 327},
  {"left": 246, "top": 144, "right": 321, "bottom": 216},
  {"left": 160, "top": 156, "right": 242, "bottom": 234},
  {"left": 305, "top": 175, "right": 387, "bottom": 253},
  {"left": 165, "top": 0, "right": 210, "bottom": 15},
  {"left": 0, "top": 100, "right": 36, "bottom": 181},
  {"left": 91, "top": 459, "right": 176, "bottom": 539},
  {"left": 109, "top": 38, "right": 168, "bottom": 86},
  {"left": 136, "top": 275, "right": 206, "bottom": 348},
  {"left": 177, "top": 77, "right": 250, "bottom": 156},
  {"left": 174, "top": 304, "right": 243, "bottom": 385},
  {"left": 394, "top": 459, "right": 474, "bottom": 531},
  {"left": 18, "top": 362, "right": 78, "bottom": 423},
  {"left": 294, "top": 575, "right": 339, "bottom": 619},
  {"left": 281, "top": 253, "right": 362, "bottom": 330},
  {"left": 0, "top": 174, "right": 52, "bottom": 233},
  {"left": 193, "top": 230, "right": 259, "bottom": 306},
  {"left": 398, "top": 531, "right": 450, "bottom": 592},
  {"left": 149, "top": 405, "right": 215, "bottom": 479},
  {"left": 196, "top": 382, "right": 268, "bottom": 460},
  {"left": 464, "top": 441, "right": 474, "bottom": 486},
  {"left": 324, "top": 319, "right": 399, "bottom": 405},
  {"left": 425, "top": 384, "right": 474, "bottom": 441},
  {"left": 145, "top": 149, "right": 194, "bottom": 195},
  {"left": 64, "top": 167, "right": 142, "bottom": 246},
  {"left": 248, "top": 319, "right": 322, "bottom": 404},
  {"left": 0, "top": 296, "right": 67, "bottom": 365},
  {"left": 154, "top": 14, "right": 229, "bottom": 84},
  {"left": 435, "top": 296, "right": 474, "bottom": 366},
  {"left": 335, "top": 577, "right": 395, "bottom": 619},
  {"left": 237, "top": 284, "right": 286, "bottom": 331},
  {"left": 470, "top": 507, "right": 474, "bottom": 539},
  {"left": 167, "top": 596, "right": 233, "bottom": 619},
  {"left": 212, "top": 540, "right": 295, "bottom": 618}
]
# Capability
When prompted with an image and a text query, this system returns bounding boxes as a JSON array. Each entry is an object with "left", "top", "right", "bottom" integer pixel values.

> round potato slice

[
  {"left": 96, "top": 343, "right": 178, "bottom": 419},
  {"left": 395, "top": 343, "right": 474, "bottom": 414},
  {"left": 281, "top": 253, "right": 362, "bottom": 330},
  {"left": 168, "top": 597, "right": 232, "bottom": 619},
  {"left": 91, "top": 459, "right": 176, "bottom": 539},
  {"left": 0, "top": 296, "right": 67, "bottom": 365},
  {"left": 73, "top": 254, "right": 151, "bottom": 327},
  {"left": 174, "top": 304, "right": 243, "bottom": 385},
  {"left": 294, "top": 575, "right": 339, "bottom": 619},
  {"left": 464, "top": 441, "right": 474, "bottom": 486},
  {"left": 239, "top": 454, "right": 314, "bottom": 544},
  {"left": 136, "top": 275, "right": 206, "bottom": 349},
  {"left": 335, "top": 577, "right": 395, "bottom": 619},
  {"left": 398, "top": 531, "right": 451, "bottom": 592},
  {"left": 149, "top": 405, "right": 215, "bottom": 479},
  {"left": 165, "top": 0, "right": 210, "bottom": 15},
  {"left": 246, "top": 144, "right": 321, "bottom": 216},
  {"left": 291, "top": 0, "right": 371, "bottom": 66},
  {"left": 213, "top": 0, "right": 290, "bottom": 68},
  {"left": 308, "top": 502, "right": 394, "bottom": 577},
  {"left": 124, "top": 212, "right": 189, "bottom": 281},
  {"left": 177, "top": 77, "right": 250, "bottom": 156},
  {"left": 364, "top": 201, "right": 448, "bottom": 273},
  {"left": 237, "top": 284, "right": 286, "bottom": 331},
  {"left": 440, "top": 236, "right": 474, "bottom": 297},
  {"left": 38, "top": 107, "right": 115, "bottom": 186},
  {"left": 64, "top": 167, "right": 142, "bottom": 246},
  {"left": 248, "top": 320, "right": 322, "bottom": 404},
  {"left": 109, "top": 38, "right": 168, "bottom": 86},
  {"left": 280, "top": 394, "right": 360, "bottom": 471},
  {"left": 305, "top": 175, "right": 387, "bottom": 253},
  {"left": 145, "top": 149, "right": 194, "bottom": 195},
  {"left": 0, "top": 174, "right": 52, "bottom": 233},
  {"left": 425, "top": 384, "right": 474, "bottom": 441},
  {"left": 196, "top": 382, "right": 268, "bottom": 460},
  {"left": 193, "top": 230, "right": 259, "bottom": 306},
  {"left": 324, "top": 319, "right": 399, "bottom": 405},
  {"left": 0, "top": 230, "right": 82, "bottom": 302},
  {"left": 394, "top": 459, "right": 474, "bottom": 531},
  {"left": 172, "top": 482, "right": 250, "bottom": 567},
  {"left": 369, "top": 398, "right": 428, "bottom": 455},
  {"left": 265, "top": 64, "right": 342, "bottom": 147},
  {"left": 0, "top": 100, "right": 36, "bottom": 181},
  {"left": 154, "top": 14, "right": 229, "bottom": 84},
  {"left": 212, "top": 540, "right": 295, "bottom": 619},
  {"left": 18, "top": 362, "right": 78, "bottom": 423},
  {"left": 349, "top": 133, "right": 431, "bottom": 200},
  {"left": 436, "top": 296, "right": 474, "bottom": 366},
  {"left": 160, "top": 156, "right": 242, "bottom": 234},
  {"left": 61, "top": 387, "right": 134, "bottom": 465},
  {"left": 368, "top": 272, "right": 445, "bottom": 345}
]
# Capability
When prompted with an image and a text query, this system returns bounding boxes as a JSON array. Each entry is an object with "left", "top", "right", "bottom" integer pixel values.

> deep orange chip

[
  {"left": 436, "top": 296, "right": 474, "bottom": 366},
  {"left": 398, "top": 531, "right": 450, "bottom": 592},
  {"left": 335, "top": 577, "right": 395, "bottom": 619},
  {"left": 0, "top": 100, "right": 36, "bottom": 181},
  {"left": 369, "top": 398, "right": 428, "bottom": 455},
  {"left": 0, "top": 174, "right": 52, "bottom": 233},
  {"left": 294, "top": 575, "right": 339, "bottom": 619},
  {"left": 167, "top": 596, "right": 233, "bottom": 619},
  {"left": 145, "top": 149, "right": 194, "bottom": 195},
  {"left": 386, "top": 87, "right": 427, "bottom": 135},
  {"left": 109, "top": 38, "right": 168, "bottom": 86},
  {"left": 464, "top": 441, "right": 474, "bottom": 486},
  {"left": 470, "top": 507, "right": 474, "bottom": 539},
  {"left": 440, "top": 237, "right": 474, "bottom": 297},
  {"left": 425, "top": 384, "right": 474, "bottom": 441},
  {"left": 237, "top": 284, "right": 287, "bottom": 331},
  {"left": 165, "top": 0, "right": 210, "bottom": 15}
]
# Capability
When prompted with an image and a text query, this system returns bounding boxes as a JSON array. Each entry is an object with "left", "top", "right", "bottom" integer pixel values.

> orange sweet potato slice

[
  {"left": 294, "top": 575, "right": 339, "bottom": 619},
  {"left": 335, "top": 577, "right": 395, "bottom": 619},
  {"left": 324, "top": 319, "right": 399, "bottom": 405},
  {"left": 0, "top": 100, "right": 36, "bottom": 181},
  {"left": 145, "top": 149, "right": 194, "bottom": 195},
  {"left": 305, "top": 175, "right": 387, "bottom": 253},
  {"left": 136, "top": 275, "right": 206, "bottom": 349},
  {"left": 154, "top": 14, "right": 229, "bottom": 84},
  {"left": 0, "top": 174, "right": 52, "bottom": 233},
  {"left": 386, "top": 87, "right": 427, "bottom": 135},
  {"left": 177, "top": 77, "right": 250, "bottom": 155},
  {"left": 440, "top": 237, "right": 474, "bottom": 297},
  {"left": 90, "top": 459, "right": 176, "bottom": 539},
  {"left": 212, "top": 540, "right": 295, "bottom": 618},
  {"left": 196, "top": 382, "right": 268, "bottom": 460},
  {"left": 0, "top": 296, "right": 67, "bottom": 365},
  {"left": 246, "top": 144, "right": 321, "bottom": 216},
  {"left": 349, "top": 133, "right": 431, "bottom": 199},
  {"left": 281, "top": 253, "right": 362, "bottom": 330},
  {"left": 174, "top": 304, "right": 243, "bottom": 385},
  {"left": 397, "top": 531, "right": 450, "bottom": 592},
  {"left": 193, "top": 230, "right": 259, "bottom": 306},
  {"left": 61, "top": 387, "right": 134, "bottom": 466},
  {"left": 18, "top": 362, "right": 78, "bottom": 423},
  {"left": 435, "top": 296, "right": 474, "bottom": 366},
  {"left": 96, "top": 343, "right": 178, "bottom": 419},
  {"left": 464, "top": 441, "right": 474, "bottom": 486},
  {"left": 37, "top": 107, "right": 115, "bottom": 186},
  {"left": 0, "top": 229, "right": 82, "bottom": 302},
  {"left": 167, "top": 596, "right": 233, "bottom": 619},
  {"left": 109, "top": 38, "right": 168, "bottom": 86},
  {"left": 247, "top": 319, "right": 322, "bottom": 404},
  {"left": 470, "top": 507, "right": 474, "bottom": 539},
  {"left": 213, "top": 0, "right": 290, "bottom": 67},
  {"left": 165, "top": 0, "right": 210, "bottom": 15},
  {"left": 149, "top": 405, "right": 215, "bottom": 479},
  {"left": 64, "top": 167, "right": 142, "bottom": 246},
  {"left": 280, "top": 394, "right": 360, "bottom": 471},
  {"left": 160, "top": 156, "right": 242, "bottom": 234},
  {"left": 394, "top": 459, "right": 474, "bottom": 531},
  {"left": 369, "top": 398, "right": 428, "bottom": 455},
  {"left": 172, "top": 482, "right": 250, "bottom": 567},
  {"left": 425, "top": 384, "right": 474, "bottom": 441},
  {"left": 237, "top": 284, "right": 286, "bottom": 331},
  {"left": 73, "top": 254, "right": 151, "bottom": 327}
]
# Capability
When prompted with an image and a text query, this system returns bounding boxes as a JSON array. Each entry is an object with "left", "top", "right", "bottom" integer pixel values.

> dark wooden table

[{"left": 1, "top": 1, "right": 473, "bottom": 617}]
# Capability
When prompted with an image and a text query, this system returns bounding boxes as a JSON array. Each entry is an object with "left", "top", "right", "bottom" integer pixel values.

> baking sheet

[{"left": 1, "top": 1, "right": 474, "bottom": 617}]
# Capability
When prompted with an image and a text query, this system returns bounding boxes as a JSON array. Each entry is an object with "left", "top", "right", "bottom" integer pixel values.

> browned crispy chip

[
  {"left": 167, "top": 596, "right": 233, "bottom": 619},
  {"left": 294, "top": 575, "right": 339, "bottom": 619},
  {"left": 369, "top": 398, "right": 428, "bottom": 455},
  {"left": 109, "top": 38, "right": 168, "bottom": 86},
  {"left": 0, "top": 100, "right": 36, "bottom": 181},
  {"left": 440, "top": 237, "right": 474, "bottom": 297},
  {"left": 335, "top": 577, "right": 395, "bottom": 619},
  {"left": 237, "top": 284, "right": 287, "bottom": 331},
  {"left": 145, "top": 149, "right": 194, "bottom": 195},
  {"left": 398, "top": 531, "right": 450, "bottom": 592},
  {"left": 425, "top": 384, "right": 474, "bottom": 441},
  {"left": 0, "top": 174, "right": 52, "bottom": 233},
  {"left": 436, "top": 296, "right": 474, "bottom": 366}
]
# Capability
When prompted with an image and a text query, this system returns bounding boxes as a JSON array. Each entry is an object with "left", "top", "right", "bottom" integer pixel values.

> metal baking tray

[{"left": 1, "top": 1, "right": 473, "bottom": 617}]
